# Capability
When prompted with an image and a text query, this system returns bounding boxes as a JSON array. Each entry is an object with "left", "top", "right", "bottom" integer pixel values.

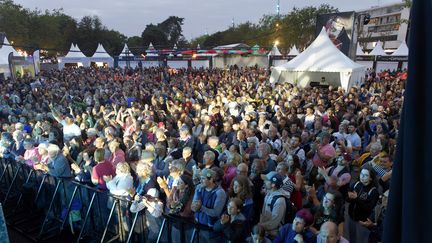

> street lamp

[{"left": 277, "top": 0, "right": 280, "bottom": 17}]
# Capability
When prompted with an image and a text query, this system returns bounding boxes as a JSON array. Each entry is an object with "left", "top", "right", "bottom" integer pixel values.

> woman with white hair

[
  {"left": 105, "top": 162, "right": 134, "bottom": 197},
  {"left": 46, "top": 144, "right": 72, "bottom": 177}
]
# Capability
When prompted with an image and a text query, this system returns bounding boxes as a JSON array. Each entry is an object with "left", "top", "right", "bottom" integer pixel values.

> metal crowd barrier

[{"left": 0, "top": 157, "right": 223, "bottom": 243}]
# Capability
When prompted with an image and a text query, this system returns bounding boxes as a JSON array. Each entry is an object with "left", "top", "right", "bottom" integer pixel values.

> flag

[
  {"left": 33, "top": 50, "right": 40, "bottom": 75},
  {"left": 383, "top": 1, "right": 432, "bottom": 243}
]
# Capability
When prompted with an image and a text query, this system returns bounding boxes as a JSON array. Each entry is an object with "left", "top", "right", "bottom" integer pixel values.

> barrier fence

[{"left": 0, "top": 157, "right": 221, "bottom": 243}]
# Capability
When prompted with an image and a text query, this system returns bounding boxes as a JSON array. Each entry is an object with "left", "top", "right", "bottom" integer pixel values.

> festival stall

[
  {"left": 58, "top": 44, "right": 89, "bottom": 69},
  {"left": 89, "top": 44, "right": 114, "bottom": 67},
  {"left": 270, "top": 27, "right": 365, "bottom": 90}
]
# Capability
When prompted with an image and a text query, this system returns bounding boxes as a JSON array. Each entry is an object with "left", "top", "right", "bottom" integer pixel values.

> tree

[
  {"left": 158, "top": 16, "right": 185, "bottom": 47},
  {"left": 141, "top": 24, "right": 168, "bottom": 49},
  {"left": 127, "top": 36, "right": 144, "bottom": 55}
]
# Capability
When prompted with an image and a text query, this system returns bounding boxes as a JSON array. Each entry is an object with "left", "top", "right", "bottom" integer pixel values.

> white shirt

[
  {"left": 60, "top": 120, "right": 82, "bottom": 141},
  {"left": 106, "top": 174, "right": 134, "bottom": 196}
]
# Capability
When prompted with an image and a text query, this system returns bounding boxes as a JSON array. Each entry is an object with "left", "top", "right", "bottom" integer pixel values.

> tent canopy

[
  {"left": 213, "top": 43, "right": 250, "bottom": 50},
  {"left": 119, "top": 44, "right": 134, "bottom": 57},
  {"left": 64, "top": 43, "right": 87, "bottom": 58},
  {"left": 271, "top": 27, "right": 365, "bottom": 90},
  {"left": 288, "top": 45, "right": 300, "bottom": 56},
  {"left": 275, "top": 28, "right": 364, "bottom": 72},
  {"left": 268, "top": 44, "right": 282, "bottom": 56},
  {"left": 91, "top": 44, "right": 112, "bottom": 58},
  {"left": 369, "top": 41, "right": 387, "bottom": 56},
  {"left": 392, "top": 40, "right": 409, "bottom": 56},
  {"left": 356, "top": 43, "right": 366, "bottom": 56},
  {"left": 0, "top": 35, "right": 21, "bottom": 65}
]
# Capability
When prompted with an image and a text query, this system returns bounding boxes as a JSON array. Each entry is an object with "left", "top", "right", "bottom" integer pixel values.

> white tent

[
  {"left": 392, "top": 41, "right": 409, "bottom": 56},
  {"left": 356, "top": 43, "right": 366, "bottom": 56},
  {"left": 58, "top": 43, "right": 89, "bottom": 69},
  {"left": 1, "top": 36, "right": 22, "bottom": 78},
  {"left": 369, "top": 41, "right": 387, "bottom": 56},
  {"left": 90, "top": 44, "right": 114, "bottom": 67},
  {"left": 270, "top": 27, "right": 365, "bottom": 91},
  {"left": 288, "top": 45, "right": 300, "bottom": 56},
  {"left": 119, "top": 44, "right": 134, "bottom": 57},
  {"left": 118, "top": 44, "right": 139, "bottom": 68},
  {"left": 268, "top": 44, "right": 282, "bottom": 56},
  {"left": 146, "top": 42, "right": 158, "bottom": 57}
]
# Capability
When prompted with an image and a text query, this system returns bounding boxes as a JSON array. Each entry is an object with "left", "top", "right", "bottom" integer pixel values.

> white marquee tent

[
  {"left": 368, "top": 41, "right": 387, "bottom": 56},
  {"left": 392, "top": 41, "right": 409, "bottom": 56},
  {"left": 270, "top": 27, "right": 365, "bottom": 90},
  {"left": 90, "top": 44, "right": 114, "bottom": 67},
  {"left": 146, "top": 42, "right": 159, "bottom": 57},
  {"left": 58, "top": 43, "right": 89, "bottom": 69},
  {"left": 268, "top": 44, "right": 282, "bottom": 56},
  {"left": 356, "top": 43, "right": 366, "bottom": 56},
  {"left": 0, "top": 36, "right": 21, "bottom": 78},
  {"left": 288, "top": 45, "right": 300, "bottom": 56},
  {"left": 118, "top": 44, "right": 139, "bottom": 68}
]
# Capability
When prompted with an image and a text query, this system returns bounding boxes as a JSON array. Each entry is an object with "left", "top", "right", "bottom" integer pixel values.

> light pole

[{"left": 277, "top": 0, "right": 280, "bottom": 17}]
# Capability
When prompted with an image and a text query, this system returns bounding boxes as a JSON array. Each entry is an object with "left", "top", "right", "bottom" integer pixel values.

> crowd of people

[{"left": 0, "top": 65, "right": 406, "bottom": 243}]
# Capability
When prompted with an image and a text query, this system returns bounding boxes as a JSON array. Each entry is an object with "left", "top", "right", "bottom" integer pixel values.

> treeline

[
  {"left": 0, "top": 0, "right": 337, "bottom": 56},
  {"left": 193, "top": 4, "right": 338, "bottom": 51}
]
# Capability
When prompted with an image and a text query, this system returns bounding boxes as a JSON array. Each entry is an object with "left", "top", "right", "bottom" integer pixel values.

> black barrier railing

[{"left": 0, "top": 157, "right": 225, "bottom": 243}]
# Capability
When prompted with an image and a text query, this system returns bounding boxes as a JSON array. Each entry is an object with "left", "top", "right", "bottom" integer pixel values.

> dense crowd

[{"left": 0, "top": 66, "right": 407, "bottom": 243}]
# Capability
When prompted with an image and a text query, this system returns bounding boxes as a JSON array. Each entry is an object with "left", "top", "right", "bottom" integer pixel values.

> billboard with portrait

[{"left": 316, "top": 11, "right": 356, "bottom": 58}]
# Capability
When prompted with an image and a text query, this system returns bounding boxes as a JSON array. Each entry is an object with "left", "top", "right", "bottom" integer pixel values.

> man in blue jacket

[{"left": 191, "top": 168, "right": 227, "bottom": 243}]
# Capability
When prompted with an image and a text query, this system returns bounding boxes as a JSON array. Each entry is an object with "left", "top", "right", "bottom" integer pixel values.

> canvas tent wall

[
  {"left": 89, "top": 44, "right": 114, "bottom": 67},
  {"left": 58, "top": 44, "right": 89, "bottom": 69},
  {"left": 0, "top": 35, "right": 21, "bottom": 79},
  {"left": 270, "top": 27, "right": 365, "bottom": 91}
]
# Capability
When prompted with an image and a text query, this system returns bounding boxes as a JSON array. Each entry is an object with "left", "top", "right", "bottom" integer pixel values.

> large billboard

[{"left": 316, "top": 11, "right": 356, "bottom": 58}]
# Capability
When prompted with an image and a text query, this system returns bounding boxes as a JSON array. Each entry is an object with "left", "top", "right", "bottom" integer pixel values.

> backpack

[{"left": 269, "top": 195, "right": 297, "bottom": 224}]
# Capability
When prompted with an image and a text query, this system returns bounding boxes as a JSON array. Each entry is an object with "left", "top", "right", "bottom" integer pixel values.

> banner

[
  {"left": 33, "top": 50, "right": 40, "bottom": 75},
  {"left": 316, "top": 11, "right": 356, "bottom": 57}
]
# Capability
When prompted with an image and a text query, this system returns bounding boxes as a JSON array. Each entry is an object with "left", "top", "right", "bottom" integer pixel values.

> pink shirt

[
  {"left": 109, "top": 149, "right": 126, "bottom": 167},
  {"left": 24, "top": 148, "right": 41, "bottom": 167},
  {"left": 312, "top": 144, "right": 336, "bottom": 168}
]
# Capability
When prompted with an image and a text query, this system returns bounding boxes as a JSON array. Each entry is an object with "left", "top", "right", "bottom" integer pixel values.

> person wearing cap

[
  {"left": 258, "top": 172, "right": 287, "bottom": 238},
  {"left": 273, "top": 208, "right": 316, "bottom": 243},
  {"left": 317, "top": 153, "right": 352, "bottom": 199},
  {"left": 191, "top": 168, "right": 227, "bottom": 242}
]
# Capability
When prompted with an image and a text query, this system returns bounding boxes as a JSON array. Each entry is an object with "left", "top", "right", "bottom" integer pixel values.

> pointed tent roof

[
  {"left": 146, "top": 42, "right": 158, "bottom": 56},
  {"left": 356, "top": 43, "right": 366, "bottom": 56},
  {"left": 288, "top": 45, "right": 300, "bottom": 56},
  {"left": 268, "top": 44, "right": 282, "bottom": 56},
  {"left": 392, "top": 40, "right": 409, "bottom": 56},
  {"left": 275, "top": 27, "right": 364, "bottom": 72},
  {"left": 0, "top": 35, "right": 21, "bottom": 58},
  {"left": 64, "top": 43, "right": 87, "bottom": 58},
  {"left": 369, "top": 41, "right": 387, "bottom": 56},
  {"left": 119, "top": 44, "right": 134, "bottom": 57},
  {"left": 173, "top": 44, "right": 177, "bottom": 50},
  {"left": 92, "top": 44, "right": 112, "bottom": 58}
]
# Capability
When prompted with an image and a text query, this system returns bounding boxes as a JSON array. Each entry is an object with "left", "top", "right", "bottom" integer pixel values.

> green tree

[
  {"left": 127, "top": 36, "right": 144, "bottom": 55},
  {"left": 158, "top": 16, "right": 185, "bottom": 47},
  {"left": 141, "top": 24, "right": 168, "bottom": 49}
]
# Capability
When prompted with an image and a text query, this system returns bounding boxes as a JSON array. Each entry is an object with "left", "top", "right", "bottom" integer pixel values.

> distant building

[{"left": 357, "top": 2, "right": 410, "bottom": 53}]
